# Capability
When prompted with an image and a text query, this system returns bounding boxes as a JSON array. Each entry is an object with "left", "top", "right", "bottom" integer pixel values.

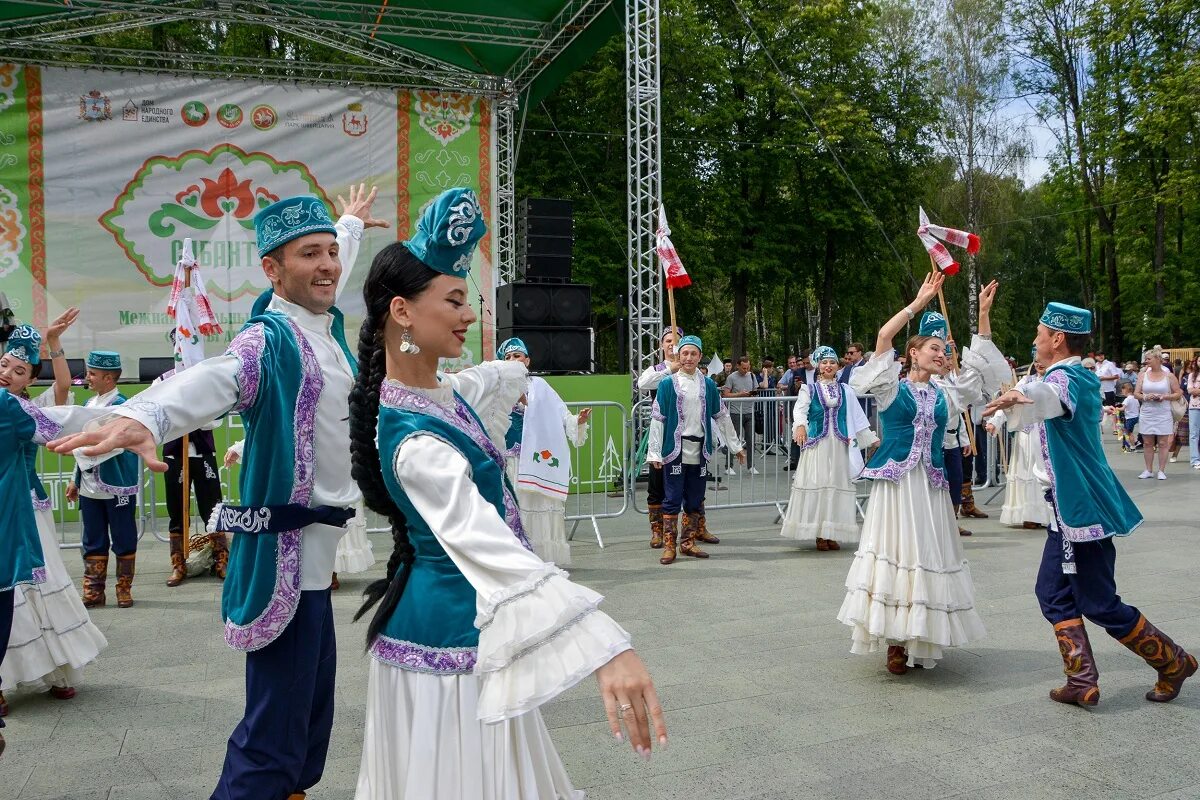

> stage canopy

[{"left": 0, "top": 1, "right": 621, "bottom": 104}]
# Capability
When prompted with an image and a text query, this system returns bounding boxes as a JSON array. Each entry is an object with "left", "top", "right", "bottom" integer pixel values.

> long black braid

[{"left": 349, "top": 243, "right": 441, "bottom": 647}]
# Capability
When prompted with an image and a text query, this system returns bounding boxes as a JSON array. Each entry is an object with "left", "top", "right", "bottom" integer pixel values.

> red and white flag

[
  {"left": 917, "top": 207, "right": 980, "bottom": 277},
  {"left": 656, "top": 206, "right": 691, "bottom": 289},
  {"left": 167, "top": 238, "right": 222, "bottom": 336}
]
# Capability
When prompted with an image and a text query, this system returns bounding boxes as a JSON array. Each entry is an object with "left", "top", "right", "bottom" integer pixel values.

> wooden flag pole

[
  {"left": 180, "top": 267, "right": 191, "bottom": 561},
  {"left": 928, "top": 254, "right": 978, "bottom": 456},
  {"left": 666, "top": 285, "right": 678, "bottom": 344}
]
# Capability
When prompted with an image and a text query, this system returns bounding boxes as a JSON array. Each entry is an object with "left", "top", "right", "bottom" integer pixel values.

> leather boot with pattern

[
  {"left": 659, "top": 514, "right": 679, "bottom": 565},
  {"left": 1049, "top": 619, "right": 1100, "bottom": 706},
  {"left": 115, "top": 554, "right": 136, "bottom": 608},
  {"left": 210, "top": 531, "right": 229, "bottom": 579},
  {"left": 695, "top": 513, "right": 720, "bottom": 544},
  {"left": 81, "top": 554, "right": 108, "bottom": 608},
  {"left": 1117, "top": 614, "right": 1198, "bottom": 702},
  {"left": 886, "top": 645, "right": 909, "bottom": 675},
  {"left": 960, "top": 484, "right": 989, "bottom": 518},
  {"left": 679, "top": 512, "right": 709, "bottom": 559},
  {"left": 648, "top": 504, "right": 664, "bottom": 549},
  {"left": 166, "top": 534, "right": 186, "bottom": 587}
]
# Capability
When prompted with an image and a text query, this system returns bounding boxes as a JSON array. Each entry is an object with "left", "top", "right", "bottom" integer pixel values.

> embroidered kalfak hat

[
  {"left": 402, "top": 187, "right": 487, "bottom": 276},
  {"left": 4, "top": 325, "right": 41, "bottom": 366},
  {"left": 496, "top": 337, "right": 528, "bottom": 359},
  {"left": 255, "top": 195, "right": 337, "bottom": 256}
]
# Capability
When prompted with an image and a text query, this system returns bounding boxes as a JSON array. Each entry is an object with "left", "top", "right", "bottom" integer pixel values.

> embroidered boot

[
  {"left": 210, "top": 531, "right": 229, "bottom": 579},
  {"left": 648, "top": 504, "right": 665, "bottom": 549},
  {"left": 955, "top": 505, "right": 972, "bottom": 537},
  {"left": 960, "top": 484, "right": 989, "bottom": 518},
  {"left": 1049, "top": 619, "right": 1100, "bottom": 707},
  {"left": 81, "top": 554, "right": 108, "bottom": 608},
  {"left": 330, "top": 572, "right": 340, "bottom": 591},
  {"left": 659, "top": 515, "right": 678, "bottom": 565},
  {"left": 886, "top": 645, "right": 909, "bottom": 675},
  {"left": 679, "top": 512, "right": 709, "bottom": 559},
  {"left": 1117, "top": 615, "right": 1198, "bottom": 702},
  {"left": 166, "top": 534, "right": 186, "bottom": 587},
  {"left": 115, "top": 554, "right": 136, "bottom": 608},
  {"left": 694, "top": 512, "right": 720, "bottom": 544}
]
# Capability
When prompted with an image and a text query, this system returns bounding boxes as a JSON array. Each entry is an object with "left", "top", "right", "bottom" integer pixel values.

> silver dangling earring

[{"left": 399, "top": 327, "right": 421, "bottom": 355}]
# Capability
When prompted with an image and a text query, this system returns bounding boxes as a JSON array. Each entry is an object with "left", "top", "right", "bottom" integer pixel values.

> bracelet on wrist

[
  {"left": 48, "top": 347, "right": 66, "bottom": 359},
  {"left": 903, "top": 307, "right": 915, "bottom": 320}
]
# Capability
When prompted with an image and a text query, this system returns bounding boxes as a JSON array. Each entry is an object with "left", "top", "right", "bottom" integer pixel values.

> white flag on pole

[{"left": 707, "top": 352, "right": 722, "bottom": 376}]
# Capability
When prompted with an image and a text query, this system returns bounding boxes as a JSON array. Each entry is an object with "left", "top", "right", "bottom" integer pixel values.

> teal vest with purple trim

[
  {"left": 2, "top": 391, "right": 47, "bottom": 591},
  {"left": 218, "top": 289, "right": 355, "bottom": 652},
  {"left": 1039, "top": 363, "right": 1142, "bottom": 541},
  {"left": 653, "top": 372, "right": 726, "bottom": 462},
  {"left": 801, "top": 381, "right": 851, "bottom": 451},
  {"left": 863, "top": 380, "right": 948, "bottom": 488},
  {"left": 370, "top": 381, "right": 531, "bottom": 674},
  {"left": 74, "top": 394, "right": 139, "bottom": 495}
]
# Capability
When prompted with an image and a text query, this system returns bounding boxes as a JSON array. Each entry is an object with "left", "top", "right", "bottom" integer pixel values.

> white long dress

[
  {"left": 779, "top": 381, "right": 877, "bottom": 544},
  {"left": 356, "top": 364, "right": 631, "bottom": 800},
  {"left": 3, "top": 390, "right": 108, "bottom": 693},
  {"left": 506, "top": 406, "right": 588, "bottom": 567},
  {"left": 837, "top": 340, "right": 1005, "bottom": 668},
  {"left": 334, "top": 501, "right": 376, "bottom": 573},
  {"left": 989, "top": 374, "right": 1052, "bottom": 527}
]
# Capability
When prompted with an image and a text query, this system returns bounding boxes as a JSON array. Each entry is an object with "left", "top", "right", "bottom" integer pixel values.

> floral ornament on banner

[
  {"left": 167, "top": 237, "right": 222, "bottom": 337},
  {"left": 917, "top": 206, "right": 980, "bottom": 277},
  {"left": 656, "top": 206, "right": 691, "bottom": 289}
]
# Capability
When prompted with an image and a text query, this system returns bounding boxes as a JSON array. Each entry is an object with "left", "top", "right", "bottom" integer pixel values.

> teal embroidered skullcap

[
  {"left": 4, "top": 325, "right": 41, "bottom": 366},
  {"left": 496, "top": 337, "right": 528, "bottom": 359},
  {"left": 402, "top": 187, "right": 487, "bottom": 276},
  {"left": 677, "top": 335, "right": 703, "bottom": 354},
  {"left": 1039, "top": 302, "right": 1092, "bottom": 335},
  {"left": 255, "top": 195, "right": 337, "bottom": 256},
  {"left": 87, "top": 350, "right": 121, "bottom": 371},
  {"left": 660, "top": 326, "right": 683, "bottom": 340},
  {"left": 919, "top": 311, "right": 947, "bottom": 340},
  {"left": 811, "top": 345, "right": 838, "bottom": 363}
]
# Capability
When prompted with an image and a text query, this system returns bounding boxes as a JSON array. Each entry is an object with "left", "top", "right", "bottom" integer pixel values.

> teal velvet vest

[
  {"left": 801, "top": 381, "right": 850, "bottom": 451},
  {"left": 1039, "top": 363, "right": 1143, "bottom": 541},
  {"left": 2, "top": 391, "right": 46, "bottom": 590},
  {"left": 219, "top": 289, "right": 356, "bottom": 652},
  {"left": 863, "top": 380, "right": 949, "bottom": 488},
  {"left": 74, "top": 394, "right": 139, "bottom": 495},
  {"left": 370, "top": 381, "right": 531, "bottom": 674},
  {"left": 653, "top": 372, "right": 726, "bottom": 463}
]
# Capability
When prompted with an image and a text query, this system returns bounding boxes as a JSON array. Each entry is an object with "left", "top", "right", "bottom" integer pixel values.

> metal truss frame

[
  {"left": 494, "top": 97, "right": 519, "bottom": 287},
  {"left": 625, "top": 0, "right": 663, "bottom": 387}
]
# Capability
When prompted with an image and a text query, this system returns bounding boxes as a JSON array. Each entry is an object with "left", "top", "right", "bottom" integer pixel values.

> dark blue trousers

[
  {"left": 662, "top": 458, "right": 707, "bottom": 515},
  {"left": 942, "top": 446, "right": 964, "bottom": 508},
  {"left": 1035, "top": 527, "right": 1140, "bottom": 638},
  {"left": 80, "top": 495, "right": 138, "bottom": 557},
  {"left": 211, "top": 589, "right": 336, "bottom": 800},
  {"left": 0, "top": 589, "right": 13, "bottom": 730}
]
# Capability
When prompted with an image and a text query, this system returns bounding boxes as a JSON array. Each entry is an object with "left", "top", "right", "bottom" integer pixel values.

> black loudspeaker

[
  {"left": 519, "top": 197, "right": 574, "bottom": 283},
  {"left": 518, "top": 215, "right": 573, "bottom": 237},
  {"left": 38, "top": 358, "right": 85, "bottom": 381},
  {"left": 497, "top": 326, "right": 591, "bottom": 373},
  {"left": 519, "top": 198, "right": 573, "bottom": 218},
  {"left": 521, "top": 254, "right": 573, "bottom": 283},
  {"left": 139, "top": 357, "right": 177, "bottom": 382},
  {"left": 497, "top": 283, "right": 591, "bottom": 328},
  {"left": 518, "top": 234, "right": 573, "bottom": 257}
]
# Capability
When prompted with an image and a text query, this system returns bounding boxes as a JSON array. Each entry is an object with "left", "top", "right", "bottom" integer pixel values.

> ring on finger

[{"left": 619, "top": 703, "right": 634, "bottom": 714}]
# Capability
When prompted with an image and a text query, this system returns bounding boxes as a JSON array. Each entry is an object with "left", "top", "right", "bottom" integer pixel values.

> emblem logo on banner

[
  {"left": 251, "top": 104, "right": 277, "bottom": 131},
  {"left": 79, "top": 90, "right": 111, "bottom": 121},
  {"left": 342, "top": 102, "right": 367, "bottom": 137},
  {"left": 99, "top": 143, "right": 331, "bottom": 301},
  {"left": 217, "top": 103, "right": 243, "bottom": 129},
  {"left": 415, "top": 91, "right": 477, "bottom": 146},
  {"left": 181, "top": 100, "right": 209, "bottom": 127}
]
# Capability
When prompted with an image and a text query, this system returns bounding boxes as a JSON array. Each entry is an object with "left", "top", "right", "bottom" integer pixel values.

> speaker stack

[{"left": 498, "top": 198, "right": 593, "bottom": 373}]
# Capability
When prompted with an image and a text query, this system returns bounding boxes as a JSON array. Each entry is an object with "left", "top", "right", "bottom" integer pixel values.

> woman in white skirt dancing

[
  {"left": 348, "top": 190, "right": 664, "bottom": 799},
  {"left": 497, "top": 336, "right": 590, "bottom": 566},
  {"left": 0, "top": 317, "right": 107, "bottom": 714},
  {"left": 987, "top": 349, "right": 1051, "bottom": 529},
  {"left": 780, "top": 345, "right": 877, "bottom": 550},
  {"left": 838, "top": 273, "right": 1007, "bottom": 674}
]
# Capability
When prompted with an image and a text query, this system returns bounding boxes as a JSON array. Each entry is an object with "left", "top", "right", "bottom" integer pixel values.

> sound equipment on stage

[
  {"left": 518, "top": 197, "right": 574, "bottom": 283},
  {"left": 496, "top": 326, "right": 592, "bottom": 373},
  {"left": 38, "top": 358, "right": 85, "bottom": 382},
  {"left": 138, "top": 357, "right": 177, "bottom": 382}
]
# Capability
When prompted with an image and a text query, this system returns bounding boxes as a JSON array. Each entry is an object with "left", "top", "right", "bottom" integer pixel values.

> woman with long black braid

[{"left": 349, "top": 188, "right": 666, "bottom": 799}]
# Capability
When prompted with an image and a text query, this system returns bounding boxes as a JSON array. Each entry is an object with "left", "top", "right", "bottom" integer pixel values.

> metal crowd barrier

[{"left": 562, "top": 400, "right": 628, "bottom": 548}]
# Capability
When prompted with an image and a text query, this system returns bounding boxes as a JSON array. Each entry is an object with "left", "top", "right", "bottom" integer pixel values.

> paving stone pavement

[{"left": 3, "top": 435, "right": 1199, "bottom": 799}]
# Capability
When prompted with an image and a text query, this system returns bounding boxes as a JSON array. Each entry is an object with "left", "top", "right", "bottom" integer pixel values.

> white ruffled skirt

[
  {"left": 3, "top": 507, "right": 108, "bottom": 691},
  {"left": 335, "top": 503, "right": 376, "bottom": 574},
  {"left": 355, "top": 661, "right": 584, "bottom": 800},
  {"left": 516, "top": 488, "right": 572, "bottom": 567},
  {"left": 999, "top": 430, "right": 1051, "bottom": 527},
  {"left": 780, "top": 436, "right": 860, "bottom": 543},
  {"left": 836, "top": 468, "right": 985, "bottom": 668}
]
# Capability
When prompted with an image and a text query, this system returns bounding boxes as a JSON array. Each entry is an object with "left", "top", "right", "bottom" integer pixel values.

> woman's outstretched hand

[
  {"left": 596, "top": 649, "right": 667, "bottom": 759},
  {"left": 915, "top": 271, "right": 945, "bottom": 307}
]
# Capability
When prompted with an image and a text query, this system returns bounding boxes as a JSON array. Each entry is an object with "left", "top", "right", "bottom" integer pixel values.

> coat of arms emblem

[
  {"left": 342, "top": 102, "right": 368, "bottom": 137},
  {"left": 79, "top": 89, "right": 112, "bottom": 122}
]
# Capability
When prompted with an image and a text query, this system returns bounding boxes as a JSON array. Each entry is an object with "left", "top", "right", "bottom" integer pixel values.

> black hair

[
  {"left": 349, "top": 242, "right": 442, "bottom": 647},
  {"left": 1063, "top": 332, "right": 1092, "bottom": 357}
]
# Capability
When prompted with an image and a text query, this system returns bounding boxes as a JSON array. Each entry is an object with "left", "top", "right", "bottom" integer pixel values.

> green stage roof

[{"left": 0, "top": 1, "right": 621, "bottom": 103}]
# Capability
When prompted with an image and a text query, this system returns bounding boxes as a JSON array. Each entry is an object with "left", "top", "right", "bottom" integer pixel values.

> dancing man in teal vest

[
  {"left": 64, "top": 351, "right": 141, "bottom": 608},
  {"left": 647, "top": 335, "right": 745, "bottom": 564},
  {"left": 49, "top": 184, "right": 387, "bottom": 799},
  {"left": 987, "top": 303, "right": 1196, "bottom": 707}
]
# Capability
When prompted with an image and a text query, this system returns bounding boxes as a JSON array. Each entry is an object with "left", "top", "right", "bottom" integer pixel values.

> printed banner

[{"left": 0, "top": 65, "right": 496, "bottom": 369}]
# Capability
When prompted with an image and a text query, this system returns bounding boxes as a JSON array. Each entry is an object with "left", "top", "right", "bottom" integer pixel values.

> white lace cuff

[
  {"left": 480, "top": 362, "right": 530, "bottom": 448},
  {"left": 474, "top": 565, "right": 632, "bottom": 723}
]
